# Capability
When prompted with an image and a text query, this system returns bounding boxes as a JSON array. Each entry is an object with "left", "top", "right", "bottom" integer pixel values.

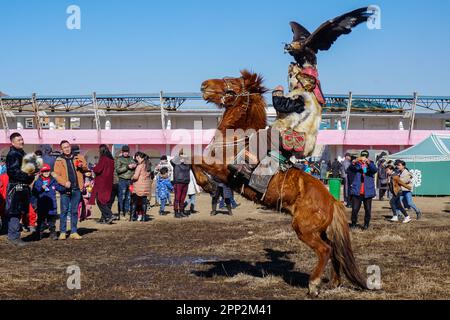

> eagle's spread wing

[
  {"left": 290, "top": 21, "right": 311, "bottom": 42},
  {"left": 305, "top": 7, "right": 374, "bottom": 53}
]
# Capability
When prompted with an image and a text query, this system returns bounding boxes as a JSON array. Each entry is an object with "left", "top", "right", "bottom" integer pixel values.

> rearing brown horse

[{"left": 191, "top": 70, "right": 367, "bottom": 296}]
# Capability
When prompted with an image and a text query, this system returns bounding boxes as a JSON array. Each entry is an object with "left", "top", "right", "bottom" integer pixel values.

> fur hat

[{"left": 21, "top": 153, "right": 44, "bottom": 175}]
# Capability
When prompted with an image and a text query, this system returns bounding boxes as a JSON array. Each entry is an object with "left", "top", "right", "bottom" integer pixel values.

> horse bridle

[{"left": 220, "top": 77, "right": 251, "bottom": 111}]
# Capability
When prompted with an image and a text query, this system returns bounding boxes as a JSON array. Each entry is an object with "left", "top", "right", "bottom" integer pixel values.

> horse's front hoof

[
  {"left": 308, "top": 286, "right": 320, "bottom": 298},
  {"left": 308, "top": 290, "right": 320, "bottom": 298}
]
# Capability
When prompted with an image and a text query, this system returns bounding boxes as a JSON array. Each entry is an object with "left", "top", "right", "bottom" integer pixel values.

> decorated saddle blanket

[{"left": 281, "top": 129, "right": 305, "bottom": 153}]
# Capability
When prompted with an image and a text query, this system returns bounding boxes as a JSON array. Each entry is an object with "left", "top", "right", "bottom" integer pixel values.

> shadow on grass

[
  {"left": 77, "top": 228, "right": 99, "bottom": 236},
  {"left": 21, "top": 228, "right": 99, "bottom": 242},
  {"left": 193, "top": 248, "right": 309, "bottom": 288}
]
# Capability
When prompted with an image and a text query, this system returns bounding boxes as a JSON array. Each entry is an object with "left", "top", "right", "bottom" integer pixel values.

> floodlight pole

[
  {"left": 0, "top": 97, "right": 9, "bottom": 137},
  {"left": 32, "top": 93, "right": 42, "bottom": 140},
  {"left": 408, "top": 92, "right": 418, "bottom": 144},
  {"left": 160, "top": 91, "right": 171, "bottom": 155},
  {"left": 160, "top": 91, "right": 166, "bottom": 130},
  {"left": 92, "top": 92, "right": 102, "bottom": 142},
  {"left": 343, "top": 91, "right": 353, "bottom": 143}
]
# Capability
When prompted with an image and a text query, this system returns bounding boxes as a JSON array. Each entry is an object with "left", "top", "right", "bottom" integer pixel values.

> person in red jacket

[
  {"left": 89, "top": 145, "right": 115, "bottom": 224},
  {"left": 0, "top": 173, "right": 8, "bottom": 230}
]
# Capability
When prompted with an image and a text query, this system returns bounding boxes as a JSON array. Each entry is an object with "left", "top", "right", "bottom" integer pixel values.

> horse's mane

[{"left": 240, "top": 69, "right": 268, "bottom": 95}]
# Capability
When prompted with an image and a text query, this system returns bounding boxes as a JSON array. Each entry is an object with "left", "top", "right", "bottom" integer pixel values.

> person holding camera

[
  {"left": 53, "top": 140, "right": 89, "bottom": 240},
  {"left": 348, "top": 150, "right": 378, "bottom": 231}
]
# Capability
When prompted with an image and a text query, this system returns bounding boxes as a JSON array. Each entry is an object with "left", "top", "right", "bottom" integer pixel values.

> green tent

[{"left": 390, "top": 134, "right": 450, "bottom": 196}]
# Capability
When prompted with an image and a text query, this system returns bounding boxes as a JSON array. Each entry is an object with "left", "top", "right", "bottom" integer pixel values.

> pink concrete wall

[
  {"left": 316, "top": 130, "right": 448, "bottom": 146},
  {"left": 0, "top": 129, "right": 447, "bottom": 148},
  {"left": 0, "top": 130, "right": 216, "bottom": 146}
]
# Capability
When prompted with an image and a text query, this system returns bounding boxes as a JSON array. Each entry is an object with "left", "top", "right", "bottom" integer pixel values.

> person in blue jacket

[
  {"left": 155, "top": 167, "right": 173, "bottom": 216},
  {"left": 348, "top": 150, "right": 378, "bottom": 231},
  {"left": 32, "top": 164, "right": 66, "bottom": 240}
]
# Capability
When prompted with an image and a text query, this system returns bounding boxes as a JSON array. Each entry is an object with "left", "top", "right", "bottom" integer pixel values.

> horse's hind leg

[
  {"left": 293, "top": 221, "right": 332, "bottom": 296},
  {"left": 322, "top": 233, "right": 343, "bottom": 289}
]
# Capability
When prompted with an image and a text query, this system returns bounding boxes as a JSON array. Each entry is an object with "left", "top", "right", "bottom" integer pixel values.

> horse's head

[
  {"left": 201, "top": 70, "right": 268, "bottom": 132},
  {"left": 201, "top": 70, "right": 267, "bottom": 108}
]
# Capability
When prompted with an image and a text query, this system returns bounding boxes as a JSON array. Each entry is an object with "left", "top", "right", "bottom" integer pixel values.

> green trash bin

[{"left": 328, "top": 178, "right": 342, "bottom": 201}]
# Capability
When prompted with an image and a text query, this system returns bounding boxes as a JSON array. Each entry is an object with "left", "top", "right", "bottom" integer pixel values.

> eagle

[{"left": 285, "top": 7, "right": 375, "bottom": 66}]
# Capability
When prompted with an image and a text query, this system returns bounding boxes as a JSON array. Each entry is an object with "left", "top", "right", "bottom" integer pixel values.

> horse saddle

[
  {"left": 248, "top": 155, "right": 280, "bottom": 195},
  {"left": 281, "top": 129, "right": 305, "bottom": 153}
]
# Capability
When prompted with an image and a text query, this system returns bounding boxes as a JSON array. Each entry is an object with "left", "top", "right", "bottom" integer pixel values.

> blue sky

[{"left": 1, "top": 0, "right": 449, "bottom": 96}]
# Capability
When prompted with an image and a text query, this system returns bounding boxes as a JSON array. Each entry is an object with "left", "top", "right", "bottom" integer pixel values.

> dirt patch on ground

[{"left": 0, "top": 194, "right": 448, "bottom": 300}]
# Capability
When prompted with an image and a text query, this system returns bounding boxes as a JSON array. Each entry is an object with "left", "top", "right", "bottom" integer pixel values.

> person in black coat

[
  {"left": 345, "top": 155, "right": 358, "bottom": 207},
  {"left": 331, "top": 159, "right": 342, "bottom": 178},
  {"left": 170, "top": 153, "right": 191, "bottom": 218},
  {"left": 6, "top": 133, "right": 36, "bottom": 247}
]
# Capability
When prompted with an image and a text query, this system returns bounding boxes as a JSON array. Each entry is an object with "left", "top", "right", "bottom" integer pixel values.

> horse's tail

[{"left": 328, "top": 201, "right": 368, "bottom": 290}]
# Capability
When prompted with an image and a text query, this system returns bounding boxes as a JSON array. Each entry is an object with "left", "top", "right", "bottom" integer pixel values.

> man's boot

[
  {"left": 182, "top": 208, "right": 190, "bottom": 217},
  {"left": 32, "top": 230, "right": 42, "bottom": 241},
  {"left": 50, "top": 228, "right": 58, "bottom": 241},
  {"left": 226, "top": 203, "right": 233, "bottom": 216},
  {"left": 175, "top": 210, "right": 182, "bottom": 219},
  {"left": 211, "top": 199, "right": 218, "bottom": 216},
  {"left": 190, "top": 204, "right": 197, "bottom": 214},
  {"left": 8, "top": 238, "right": 28, "bottom": 247},
  {"left": 130, "top": 207, "right": 136, "bottom": 222},
  {"left": 350, "top": 223, "right": 358, "bottom": 231}
]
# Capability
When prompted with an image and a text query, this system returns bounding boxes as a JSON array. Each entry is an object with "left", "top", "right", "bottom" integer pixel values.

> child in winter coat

[
  {"left": 78, "top": 171, "right": 94, "bottom": 222},
  {"left": 32, "top": 164, "right": 66, "bottom": 240},
  {"left": 156, "top": 167, "right": 173, "bottom": 216},
  {"left": 185, "top": 170, "right": 200, "bottom": 215}
]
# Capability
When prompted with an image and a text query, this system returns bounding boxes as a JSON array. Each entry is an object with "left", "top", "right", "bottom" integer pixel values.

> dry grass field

[{"left": 0, "top": 194, "right": 448, "bottom": 300}]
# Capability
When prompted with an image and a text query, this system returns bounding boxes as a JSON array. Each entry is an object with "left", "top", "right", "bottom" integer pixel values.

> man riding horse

[{"left": 230, "top": 7, "right": 374, "bottom": 187}]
